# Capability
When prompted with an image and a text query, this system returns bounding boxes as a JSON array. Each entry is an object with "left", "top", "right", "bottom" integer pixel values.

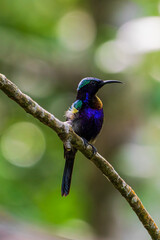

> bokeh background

[{"left": 0, "top": 0, "right": 160, "bottom": 239}]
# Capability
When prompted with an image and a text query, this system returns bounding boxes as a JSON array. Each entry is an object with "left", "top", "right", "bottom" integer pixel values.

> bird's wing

[{"left": 65, "top": 100, "right": 83, "bottom": 120}]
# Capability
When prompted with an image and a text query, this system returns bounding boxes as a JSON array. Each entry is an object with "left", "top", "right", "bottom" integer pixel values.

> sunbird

[{"left": 61, "top": 77, "right": 122, "bottom": 196}]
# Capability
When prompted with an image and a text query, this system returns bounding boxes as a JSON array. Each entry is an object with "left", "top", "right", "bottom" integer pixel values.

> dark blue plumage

[
  {"left": 73, "top": 107, "right": 104, "bottom": 142},
  {"left": 61, "top": 77, "right": 122, "bottom": 196}
]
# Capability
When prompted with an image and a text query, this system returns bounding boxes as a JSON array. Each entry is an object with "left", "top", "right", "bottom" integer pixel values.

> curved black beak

[{"left": 99, "top": 80, "right": 123, "bottom": 88}]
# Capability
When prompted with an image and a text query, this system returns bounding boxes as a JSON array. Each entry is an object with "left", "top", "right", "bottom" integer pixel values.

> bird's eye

[{"left": 91, "top": 81, "right": 96, "bottom": 85}]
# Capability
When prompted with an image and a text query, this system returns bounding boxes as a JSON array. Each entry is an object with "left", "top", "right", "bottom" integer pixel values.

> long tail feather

[{"left": 61, "top": 147, "right": 76, "bottom": 196}]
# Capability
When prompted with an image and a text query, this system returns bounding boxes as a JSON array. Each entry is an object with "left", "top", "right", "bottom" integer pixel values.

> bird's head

[{"left": 77, "top": 77, "right": 122, "bottom": 97}]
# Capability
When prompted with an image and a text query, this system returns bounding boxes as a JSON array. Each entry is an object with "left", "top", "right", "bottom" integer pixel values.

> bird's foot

[{"left": 82, "top": 138, "right": 97, "bottom": 156}]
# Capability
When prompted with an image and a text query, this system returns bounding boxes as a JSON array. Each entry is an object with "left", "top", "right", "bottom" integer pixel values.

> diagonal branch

[{"left": 0, "top": 73, "right": 159, "bottom": 240}]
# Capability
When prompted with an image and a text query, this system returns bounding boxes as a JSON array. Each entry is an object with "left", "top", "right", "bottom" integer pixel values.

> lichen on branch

[{"left": 0, "top": 73, "right": 159, "bottom": 240}]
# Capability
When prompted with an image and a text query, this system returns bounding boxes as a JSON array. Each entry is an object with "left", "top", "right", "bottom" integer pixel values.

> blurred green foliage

[{"left": 0, "top": 0, "right": 160, "bottom": 239}]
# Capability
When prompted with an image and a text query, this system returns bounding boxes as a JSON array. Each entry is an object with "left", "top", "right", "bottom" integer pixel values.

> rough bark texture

[{"left": 0, "top": 73, "right": 159, "bottom": 240}]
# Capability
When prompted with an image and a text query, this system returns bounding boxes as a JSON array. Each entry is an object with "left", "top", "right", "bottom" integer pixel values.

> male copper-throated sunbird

[{"left": 61, "top": 77, "right": 122, "bottom": 196}]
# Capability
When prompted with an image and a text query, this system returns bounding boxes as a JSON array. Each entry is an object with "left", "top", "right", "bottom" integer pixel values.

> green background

[{"left": 0, "top": 0, "right": 160, "bottom": 239}]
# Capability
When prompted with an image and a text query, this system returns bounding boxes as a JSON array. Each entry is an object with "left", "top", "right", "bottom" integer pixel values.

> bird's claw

[
  {"left": 90, "top": 145, "right": 97, "bottom": 155},
  {"left": 82, "top": 138, "right": 89, "bottom": 148},
  {"left": 82, "top": 138, "right": 97, "bottom": 157}
]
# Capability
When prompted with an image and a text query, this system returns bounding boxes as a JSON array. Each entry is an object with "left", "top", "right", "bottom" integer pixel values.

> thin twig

[{"left": 0, "top": 73, "right": 159, "bottom": 240}]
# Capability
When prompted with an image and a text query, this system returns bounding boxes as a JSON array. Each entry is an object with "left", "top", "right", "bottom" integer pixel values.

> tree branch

[{"left": 0, "top": 73, "right": 159, "bottom": 240}]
